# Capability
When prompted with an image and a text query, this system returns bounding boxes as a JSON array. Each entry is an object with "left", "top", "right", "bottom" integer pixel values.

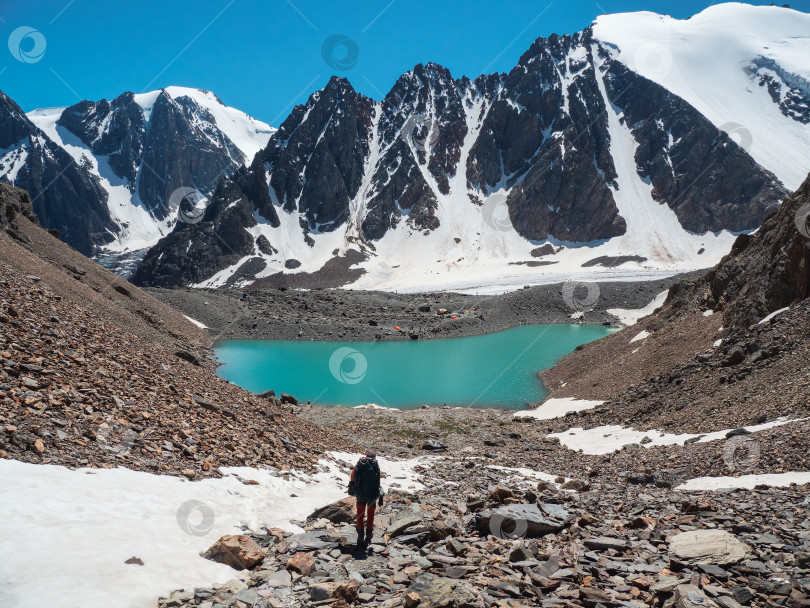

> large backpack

[{"left": 354, "top": 457, "right": 380, "bottom": 500}]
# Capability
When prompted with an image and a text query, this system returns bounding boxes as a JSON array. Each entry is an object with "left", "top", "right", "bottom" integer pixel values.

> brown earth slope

[
  {"left": 0, "top": 183, "right": 356, "bottom": 475},
  {"left": 542, "top": 174, "right": 810, "bottom": 433}
]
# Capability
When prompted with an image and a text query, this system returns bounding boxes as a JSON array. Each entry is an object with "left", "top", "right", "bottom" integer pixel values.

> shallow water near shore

[{"left": 214, "top": 324, "right": 615, "bottom": 409}]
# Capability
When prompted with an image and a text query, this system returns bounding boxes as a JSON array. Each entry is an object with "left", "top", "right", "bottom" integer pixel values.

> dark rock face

[
  {"left": 0, "top": 88, "right": 261, "bottom": 256},
  {"left": 59, "top": 90, "right": 249, "bottom": 220},
  {"left": 0, "top": 91, "right": 114, "bottom": 255},
  {"left": 0, "top": 182, "right": 38, "bottom": 241},
  {"left": 706, "top": 175, "right": 810, "bottom": 329},
  {"left": 469, "top": 32, "right": 624, "bottom": 242},
  {"left": 660, "top": 173, "right": 810, "bottom": 331},
  {"left": 258, "top": 77, "right": 373, "bottom": 232},
  {"left": 132, "top": 29, "right": 790, "bottom": 288},
  {"left": 131, "top": 177, "right": 257, "bottom": 287},
  {"left": 362, "top": 63, "right": 467, "bottom": 239},
  {"left": 138, "top": 92, "right": 247, "bottom": 219},
  {"left": 58, "top": 92, "right": 146, "bottom": 186},
  {"left": 603, "top": 60, "right": 787, "bottom": 233},
  {"left": 748, "top": 56, "right": 810, "bottom": 125}
]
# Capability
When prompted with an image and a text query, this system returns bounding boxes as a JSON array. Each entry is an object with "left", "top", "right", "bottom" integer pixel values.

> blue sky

[{"left": 0, "top": 1, "right": 787, "bottom": 125}]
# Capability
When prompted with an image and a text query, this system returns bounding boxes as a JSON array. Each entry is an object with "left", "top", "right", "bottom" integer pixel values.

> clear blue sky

[{"left": 0, "top": 1, "right": 789, "bottom": 125}]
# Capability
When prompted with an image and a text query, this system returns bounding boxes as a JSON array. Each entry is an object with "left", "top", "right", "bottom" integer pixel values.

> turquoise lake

[{"left": 214, "top": 324, "right": 615, "bottom": 409}]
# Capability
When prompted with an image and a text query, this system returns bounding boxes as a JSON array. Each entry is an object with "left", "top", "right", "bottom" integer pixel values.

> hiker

[{"left": 348, "top": 451, "right": 383, "bottom": 549}]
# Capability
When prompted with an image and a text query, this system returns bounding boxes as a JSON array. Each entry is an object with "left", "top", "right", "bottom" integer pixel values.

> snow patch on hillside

[
  {"left": 677, "top": 471, "right": 810, "bottom": 491},
  {"left": 513, "top": 398, "right": 604, "bottom": 420},
  {"left": 608, "top": 289, "right": 669, "bottom": 325},
  {"left": 548, "top": 416, "right": 803, "bottom": 455}
]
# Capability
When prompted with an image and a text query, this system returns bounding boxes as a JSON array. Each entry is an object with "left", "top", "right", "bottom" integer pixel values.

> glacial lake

[{"left": 214, "top": 324, "right": 615, "bottom": 409}]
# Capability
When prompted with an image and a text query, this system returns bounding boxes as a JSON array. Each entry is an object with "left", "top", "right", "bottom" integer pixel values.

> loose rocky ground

[
  {"left": 0, "top": 202, "right": 358, "bottom": 476},
  {"left": 0, "top": 263, "right": 357, "bottom": 475},
  {"left": 159, "top": 453, "right": 810, "bottom": 608},
  {"left": 146, "top": 274, "right": 699, "bottom": 343},
  {"left": 4, "top": 180, "right": 810, "bottom": 608}
]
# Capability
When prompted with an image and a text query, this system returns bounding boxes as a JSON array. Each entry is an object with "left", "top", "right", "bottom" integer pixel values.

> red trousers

[{"left": 356, "top": 502, "right": 376, "bottom": 530}]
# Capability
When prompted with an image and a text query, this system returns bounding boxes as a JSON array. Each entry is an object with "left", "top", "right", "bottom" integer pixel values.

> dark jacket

[{"left": 349, "top": 456, "right": 381, "bottom": 502}]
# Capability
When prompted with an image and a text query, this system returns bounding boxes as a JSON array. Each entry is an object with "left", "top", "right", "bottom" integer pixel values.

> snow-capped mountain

[
  {"left": 132, "top": 3, "right": 807, "bottom": 292},
  {"left": 0, "top": 91, "right": 113, "bottom": 256},
  {"left": 0, "top": 86, "right": 273, "bottom": 257}
]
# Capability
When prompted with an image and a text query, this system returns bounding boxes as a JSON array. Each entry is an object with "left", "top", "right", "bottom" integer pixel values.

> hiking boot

[
  {"left": 355, "top": 528, "right": 365, "bottom": 548},
  {"left": 364, "top": 528, "right": 374, "bottom": 547}
]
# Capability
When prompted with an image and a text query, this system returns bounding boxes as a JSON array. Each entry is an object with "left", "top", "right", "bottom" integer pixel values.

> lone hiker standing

[{"left": 348, "top": 451, "right": 383, "bottom": 550}]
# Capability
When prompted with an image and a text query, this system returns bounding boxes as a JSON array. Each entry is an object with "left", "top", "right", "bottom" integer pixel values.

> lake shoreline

[
  {"left": 214, "top": 324, "right": 615, "bottom": 410},
  {"left": 147, "top": 271, "right": 701, "bottom": 344}
]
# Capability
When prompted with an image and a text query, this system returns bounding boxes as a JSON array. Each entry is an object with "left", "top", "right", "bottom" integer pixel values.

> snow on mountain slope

[
  {"left": 28, "top": 107, "right": 170, "bottom": 252},
  {"left": 132, "top": 87, "right": 274, "bottom": 162},
  {"left": 194, "top": 82, "right": 739, "bottom": 294},
  {"left": 593, "top": 2, "right": 810, "bottom": 191},
  {"left": 134, "top": 4, "right": 797, "bottom": 292},
  {"left": 27, "top": 87, "right": 274, "bottom": 255}
]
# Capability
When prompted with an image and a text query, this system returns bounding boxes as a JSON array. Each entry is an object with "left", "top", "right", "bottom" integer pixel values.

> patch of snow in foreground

[
  {"left": 182, "top": 314, "right": 208, "bottom": 329},
  {"left": 677, "top": 471, "right": 810, "bottom": 492},
  {"left": 0, "top": 453, "right": 428, "bottom": 608},
  {"left": 513, "top": 398, "right": 604, "bottom": 421},
  {"left": 759, "top": 307, "right": 789, "bottom": 325},
  {"left": 548, "top": 417, "right": 804, "bottom": 456},
  {"left": 607, "top": 290, "right": 669, "bottom": 326}
]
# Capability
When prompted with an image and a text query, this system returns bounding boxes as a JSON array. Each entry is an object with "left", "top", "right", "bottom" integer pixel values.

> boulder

[
  {"left": 280, "top": 393, "right": 298, "bottom": 405},
  {"left": 286, "top": 551, "right": 315, "bottom": 575},
  {"left": 388, "top": 513, "right": 424, "bottom": 537},
  {"left": 406, "top": 573, "right": 481, "bottom": 608},
  {"left": 422, "top": 439, "right": 447, "bottom": 451},
  {"left": 477, "top": 503, "right": 573, "bottom": 538},
  {"left": 673, "top": 584, "right": 720, "bottom": 608},
  {"left": 307, "top": 497, "right": 356, "bottom": 524},
  {"left": 404, "top": 591, "right": 421, "bottom": 607},
  {"left": 668, "top": 530, "right": 750, "bottom": 568},
  {"left": 583, "top": 536, "right": 628, "bottom": 551},
  {"left": 488, "top": 485, "right": 514, "bottom": 503},
  {"left": 310, "top": 580, "right": 359, "bottom": 603},
  {"left": 203, "top": 534, "right": 265, "bottom": 570}
]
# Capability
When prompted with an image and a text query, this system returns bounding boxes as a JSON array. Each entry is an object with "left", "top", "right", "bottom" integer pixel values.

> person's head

[{"left": 366, "top": 451, "right": 376, "bottom": 460}]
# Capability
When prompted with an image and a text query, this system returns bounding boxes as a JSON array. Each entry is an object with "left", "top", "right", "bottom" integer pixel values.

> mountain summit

[{"left": 133, "top": 4, "right": 808, "bottom": 291}]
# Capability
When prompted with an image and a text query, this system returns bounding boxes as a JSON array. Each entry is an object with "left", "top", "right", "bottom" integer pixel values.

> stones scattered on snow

[{"left": 202, "top": 535, "right": 266, "bottom": 570}]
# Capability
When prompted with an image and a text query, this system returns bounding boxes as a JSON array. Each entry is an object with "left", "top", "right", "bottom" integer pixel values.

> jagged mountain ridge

[
  {"left": 0, "top": 87, "right": 273, "bottom": 257},
  {"left": 132, "top": 4, "right": 809, "bottom": 291}
]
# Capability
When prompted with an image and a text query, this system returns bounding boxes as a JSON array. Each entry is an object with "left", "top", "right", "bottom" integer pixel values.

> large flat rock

[
  {"left": 477, "top": 503, "right": 573, "bottom": 538},
  {"left": 668, "top": 530, "right": 750, "bottom": 568}
]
